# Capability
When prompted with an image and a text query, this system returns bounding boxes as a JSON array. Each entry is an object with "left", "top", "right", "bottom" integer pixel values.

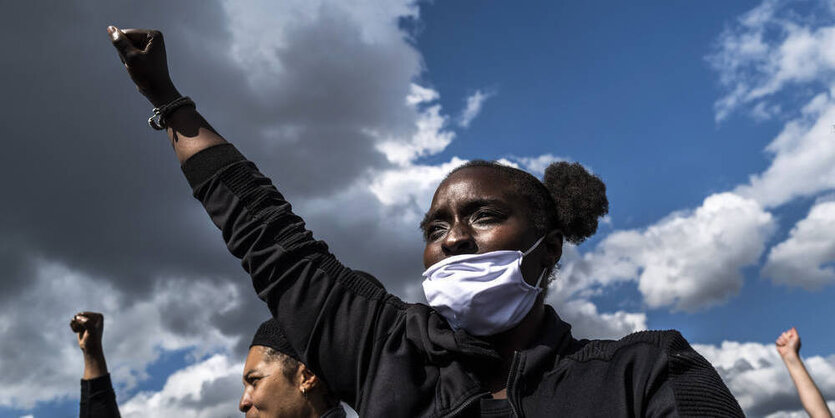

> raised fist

[
  {"left": 107, "top": 26, "right": 181, "bottom": 107},
  {"left": 70, "top": 311, "right": 104, "bottom": 356},
  {"left": 776, "top": 327, "right": 802, "bottom": 358}
]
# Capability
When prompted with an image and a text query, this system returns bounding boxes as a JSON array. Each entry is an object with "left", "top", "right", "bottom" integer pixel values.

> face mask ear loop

[
  {"left": 522, "top": 235, "right": 547, "bottom": 256},
  {"left": 533, "top": 268, "right": 547, "bottom": 289}
]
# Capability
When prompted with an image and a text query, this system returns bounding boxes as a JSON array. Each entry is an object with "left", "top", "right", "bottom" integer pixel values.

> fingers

[
  {"left": 71, "top": 312, "right": 103, "bottom": 332},
  {"left": 121, "top": 28, "right": 163, "bottom": 53},
  {"left": 70, "top": 316, "right": 85, "bottom": 333},
  {"left": 107, "top": 26, "right": 140, "bottom": 62}
]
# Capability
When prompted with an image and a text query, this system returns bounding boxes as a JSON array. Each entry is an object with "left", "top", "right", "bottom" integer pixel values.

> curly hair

[{"left": 446, "top": 160, "right": 609, "bottom": 244}]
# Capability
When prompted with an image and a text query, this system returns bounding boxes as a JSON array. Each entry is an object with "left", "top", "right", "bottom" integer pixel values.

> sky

[{"left": 1, "top": 0, "right": 835, "bottom": 417}]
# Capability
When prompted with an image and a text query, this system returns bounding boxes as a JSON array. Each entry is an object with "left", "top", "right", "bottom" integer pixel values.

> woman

[
  {"left": 242, "top": 318, "right": 347, "bottom": 418},
  {"left": 107, "top": 26, "right": 743, "bottom": 417}
]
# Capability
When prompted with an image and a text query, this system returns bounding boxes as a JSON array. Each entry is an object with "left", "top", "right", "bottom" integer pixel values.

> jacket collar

[
  {"left": 320, "top": 405, "right": 347, "bottom": 418},
  {"left": 516, "top": 305, "right": 575, "bottom": 382}
]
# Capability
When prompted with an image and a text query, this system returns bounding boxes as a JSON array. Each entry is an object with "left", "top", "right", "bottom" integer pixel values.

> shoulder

[
  {"left": 563, "top": 330, "right": 743, "bottom": 416},
  {"left": 565, "top": 329, "right": 686, "bottom": 363}
]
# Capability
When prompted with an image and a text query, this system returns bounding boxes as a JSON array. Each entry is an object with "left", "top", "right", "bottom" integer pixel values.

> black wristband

[{"left": 148, "top": 96, "right": 195, "bottom": 130}]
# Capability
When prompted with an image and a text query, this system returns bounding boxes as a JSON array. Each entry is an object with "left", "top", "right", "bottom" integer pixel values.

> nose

[
  {"left": 239, "top": 390, "right": 252, "bottom": 412},
  {"left": 442, "top": 222, "right": 477, "bottom": 256}
]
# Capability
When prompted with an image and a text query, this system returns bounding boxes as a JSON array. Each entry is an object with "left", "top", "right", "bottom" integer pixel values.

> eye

[
  {"left": 471, "top": 210, "right": 503, "bottom": 225},
  {"left": 425, "top": 222, "right": 448, "bottom": 241}
]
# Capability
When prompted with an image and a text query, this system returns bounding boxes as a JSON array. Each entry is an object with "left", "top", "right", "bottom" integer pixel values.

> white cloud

[
  {"left": 695, "top": 341, "right": 835, "bottom": 417},
  {"left": 369, "top": 157, "right": 467, "bottom": 210},
  {"left": 375, "top": 99, "right": 457, "bottom": 166},
  {"left": 560, "top": 192, "right": 775, "bottom": 312},
  {"left": 551, "top": 298, "right": 646, "bottom": 340},
  {"left": 765, "top": 402, "right": 835, "bottom": 418},
  {"left": 510, "top": 154, "right": 566, "bottom": 177},
  {"left": 708, "top": 0, "right": 835, "bottom": 121},
  {"left": 406, "top": 83, "right": 441, "bottom": 105},
  {"left": 763, "top": 200, "right": 835, "bottom": 289},
  {"left": 734, "top": 91, "right": 835, "bottom": 208},
  {"left": 457, "top": 89, "right": 493, "bottom": 128},
  {"left": 120, "top": 354, "right": 242, "bottom": 418},
  {"left": 221, "top": 0, "right": 419, "bottom": 87},
  {"left": 705, "top": 0, "right": 835, "bottom": 295}
]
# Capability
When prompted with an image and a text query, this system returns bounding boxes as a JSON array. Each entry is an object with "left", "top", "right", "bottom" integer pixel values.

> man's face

[{"left": 239, "top": 346, "right": 307, "bottom": 418}]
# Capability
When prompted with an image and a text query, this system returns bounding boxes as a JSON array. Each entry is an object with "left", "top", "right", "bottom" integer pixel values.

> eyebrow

[
  {"left": 420, "top": 198, "right": 508, "bottom": 230},
  {"left": 243, "top": 370, "right": 259, "bottom": 382}
]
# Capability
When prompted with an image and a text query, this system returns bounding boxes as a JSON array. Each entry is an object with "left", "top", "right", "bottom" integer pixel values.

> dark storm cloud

[
  {"left": 0, "top": 2, "right": 435, "bottom": 406},
  {"left": 0, "top": 0, "right": 424, "bottom": 300},
  {"left": 0, "top": 0, "right": 243, "bottom": 298}
]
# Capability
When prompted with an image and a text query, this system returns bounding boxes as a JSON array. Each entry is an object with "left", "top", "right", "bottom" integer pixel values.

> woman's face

[
  {"left": 422, "top": 166, "right": 558, "bottom": 285},
  {"left": 239, "top": 346, "right": 308, "bottom": 418}
]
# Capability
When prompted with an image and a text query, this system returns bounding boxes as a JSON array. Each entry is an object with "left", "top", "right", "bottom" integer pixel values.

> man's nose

[
  {"left": 239, "top": 391, "right": 252, "bottom": 412},
  {"left": 442, "top": 222, "right": 477, "bottom": 256}
]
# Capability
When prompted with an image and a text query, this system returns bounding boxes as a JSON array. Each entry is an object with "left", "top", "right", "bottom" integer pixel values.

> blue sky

[
  {"left": 1, "top": 1, "right": 834, "bottom": 417},
  {"left": 416, "top": 0, "right": 835, "bottom": 356}
]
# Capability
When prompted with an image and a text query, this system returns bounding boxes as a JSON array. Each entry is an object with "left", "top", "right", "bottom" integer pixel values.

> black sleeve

[
  {"left": 182, "top": 144, "right": 407, "bottom": 406},
  {"left": 79, "top": 374, "right": 121, "bottom": 418},
  {"left": 645, "top": 332, "right": 744, "bottom": 417}
]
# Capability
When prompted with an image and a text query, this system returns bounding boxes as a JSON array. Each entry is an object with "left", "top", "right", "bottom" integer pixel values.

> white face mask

[{"left": 421, "top": 236, "right": 547, "bottom": 336}]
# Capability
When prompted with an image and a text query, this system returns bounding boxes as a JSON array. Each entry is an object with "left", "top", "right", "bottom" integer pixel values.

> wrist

[
  {"left": 147, "top": 84, "right": 182, "bottom": 108},
  {"left": 82, "top": 353, "right": 108, "bottom": 379},
  {"left": 780, "top": 351, "right": 801, "bottom": 363}
]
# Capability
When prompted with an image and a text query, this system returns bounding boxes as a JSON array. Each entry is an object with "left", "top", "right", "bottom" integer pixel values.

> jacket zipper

[
  {"left": 444, "top": 390, "right": 489, "bottom": 418},
  {"left": 505, "top": 351, "right": 522, "bottom": 418},
  {"left": 444, "top": 352, "right": 522, "bottom": 418}
]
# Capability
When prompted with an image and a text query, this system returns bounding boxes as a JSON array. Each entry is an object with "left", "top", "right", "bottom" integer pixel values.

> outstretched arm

[
  {"left": 71, "top": 312, "right": 121, "bottom": 418},
  {"left": 777, "top": 327, "right": 832, "bottom": 418},
  {"left": 106, "top": 26, "right": 225, "bottom": 163},
  {"left": 106, "top": 27, "right": 405, "bottom": 408}
]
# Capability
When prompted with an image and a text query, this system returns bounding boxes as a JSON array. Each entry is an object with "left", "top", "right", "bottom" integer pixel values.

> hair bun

[{"left": 543, "top": 162, "right": 608, "bottom": 244}]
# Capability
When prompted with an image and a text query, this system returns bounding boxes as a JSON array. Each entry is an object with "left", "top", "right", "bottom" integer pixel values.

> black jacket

[
  {"left": 183, "top": 144, "right": 744, "bottom": 417},
  {"left": 79, "top": 374, "right": 121, "bottom": 418}
]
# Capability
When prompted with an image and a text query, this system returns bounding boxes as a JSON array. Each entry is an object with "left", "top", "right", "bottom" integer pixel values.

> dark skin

[
  {"left": 107, "top": 26, "right": 225, "bottom": 162},
  {"left": 422, "top": 167, "right": 563, "bottom": 397},
  {"left": 70, "top": 312, "right": 109, "bottom": 380},
  {"left": 108, "top": 25, "right": 564, "bottom": 400}
]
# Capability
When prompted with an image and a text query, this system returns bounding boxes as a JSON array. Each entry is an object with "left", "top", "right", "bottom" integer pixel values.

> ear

[
  {"left": 543, "top": 229, "right": 563, "bottom": 267},
  {"left": 298, "top": 363, "right": 319, "bottom": 393}
]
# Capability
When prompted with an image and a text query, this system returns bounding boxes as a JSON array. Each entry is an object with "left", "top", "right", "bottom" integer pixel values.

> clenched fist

[
  {"left": 70, "top": 311, "right": 104, "bottom": 356},
  {"left": 776, "top": 327, "right": 801, "bottom": 359},
  {"left": 107, "top": 26, "right": 181, "bottom": 107}
]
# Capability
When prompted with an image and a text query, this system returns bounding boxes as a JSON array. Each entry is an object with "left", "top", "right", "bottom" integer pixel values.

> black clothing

[
  {"left": 182, "top": 143, "right": 744, "bottom": 417},
  {"left": 79, "top": 374, "right": 121, "bottom": 418},
  {"left": 251, "top": 317, "right": 300, "bottom": 361},
  {"left": 322, "top": 405, "right": 348, "bottom": 418}
]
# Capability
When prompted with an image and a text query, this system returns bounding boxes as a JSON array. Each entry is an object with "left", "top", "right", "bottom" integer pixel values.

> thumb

[{"left": 107, "top": 26, "right": 139, "bottom": 61}]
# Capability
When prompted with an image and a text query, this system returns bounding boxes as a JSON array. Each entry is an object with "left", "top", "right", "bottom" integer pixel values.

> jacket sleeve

[
  {"left": 644, "top": 331, "right": 744, "bottom": 417},
  {"left": 79, "top": 374, "right": 121, "bottom": 418},
  {"left": 181, "top": 144, "right": 407, "bottom": 407}
]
